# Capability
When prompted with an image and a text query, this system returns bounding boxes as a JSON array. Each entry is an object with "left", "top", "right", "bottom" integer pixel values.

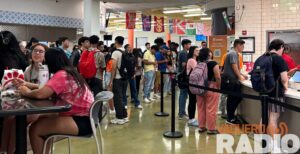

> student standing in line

[
  {"left": 222, "top": 39, "right": 248, "bottom": 124},
  {"left": 197, "top": 48, "right": 221, "bottom": 134},
  {"left": 143, "top": 45, "right": 157, "bottom": 103},
  {"left": 108, "top": 36, "right": 129, "bottom": 125},
  {"left": 266, "top": 39, "right": 289, "bottom": 137},
  {"left": 177, "top": 39, "right": 192, "bottom": 119},
  {"left": 186, "top": 46, "right": 200, "bottom": 127}
]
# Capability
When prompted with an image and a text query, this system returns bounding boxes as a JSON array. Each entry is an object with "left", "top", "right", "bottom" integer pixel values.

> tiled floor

[{"left": 29, "top": 94, "right": 248, "bottom": 154}]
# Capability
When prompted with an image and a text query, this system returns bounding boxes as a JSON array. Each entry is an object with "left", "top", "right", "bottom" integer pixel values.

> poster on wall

[
  {"left": 126, "top": 12, "right": 136, "bottom": 29},
  {"left": 186, "top": 23, "right": 196, "bottom": 35},
  {"left": 142, "top": 14, "right": 151, "bottom": 31},
  {"left": 208, "top": 35, "right": 228, "bottom": 64},
  {"left": 154, "top": 16, "right": 164, "bottom": 33},
  {"left": 239, "top": 37, "right": 255, "bottom": 53}
]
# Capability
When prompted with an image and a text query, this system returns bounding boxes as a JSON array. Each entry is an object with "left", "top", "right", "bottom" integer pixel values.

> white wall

[
  {"left": 235, "top": 0, "right": 300, "bottom": 60},
  {"left": 0, "top": 0, "right": 83, "bottom": 19}
]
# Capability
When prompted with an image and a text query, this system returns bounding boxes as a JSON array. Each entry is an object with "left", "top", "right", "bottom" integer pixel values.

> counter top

[{"left": 241, "top": 80, "right": 300, "bottom": 100}]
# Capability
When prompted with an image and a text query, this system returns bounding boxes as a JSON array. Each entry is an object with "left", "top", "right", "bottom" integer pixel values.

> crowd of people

[{"left": 0, "top": 30, "right": 293, "bottom": 153}]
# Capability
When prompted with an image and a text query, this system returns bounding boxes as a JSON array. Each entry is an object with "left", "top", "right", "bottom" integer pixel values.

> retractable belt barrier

[{"left": 154, "top": 72, "right": 177, "bottom": 117}]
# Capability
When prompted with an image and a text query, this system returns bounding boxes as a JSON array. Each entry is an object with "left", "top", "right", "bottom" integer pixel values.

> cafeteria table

[{"left": 0, "top": 97, "right": 71, "bottom": 154}]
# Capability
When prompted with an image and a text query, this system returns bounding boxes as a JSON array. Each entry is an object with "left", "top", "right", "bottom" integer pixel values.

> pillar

[
  {"left": 128, "top": 29, "right": 134, "bottom": 48},
  {"left": 83, "top": 0, "right": 100, "bottom": 36},
  {"left": 166, "top": 33, "right": 171, "bottom": 46}
]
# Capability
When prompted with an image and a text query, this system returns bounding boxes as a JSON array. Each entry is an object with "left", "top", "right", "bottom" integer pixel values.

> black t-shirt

[
  {"left": 269, "top": 54, "right": 288, "bottom": 97},
  {"left": 207, "top": 61, "right": 218, "bottom": 81}
]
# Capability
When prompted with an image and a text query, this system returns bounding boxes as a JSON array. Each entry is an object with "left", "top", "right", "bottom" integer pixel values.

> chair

[{"left": 42, "top": 91, "right": 113, "bottom": 154}]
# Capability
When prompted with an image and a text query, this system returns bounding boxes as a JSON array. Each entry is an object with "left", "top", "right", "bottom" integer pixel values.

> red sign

[
  {"left": 126, "top": 12, "right": 136, "bottom": 29},
  {"left": 173, "top": 19, "right": 186, "bottom": 35},
  {"left": 154, "top": 16, "right": 164, "bottom": 33}
]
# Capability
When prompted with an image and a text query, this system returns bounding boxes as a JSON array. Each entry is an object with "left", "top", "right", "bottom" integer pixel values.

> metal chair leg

[{"left": 67, "top": 137, "right": 71, "bottom": 154}]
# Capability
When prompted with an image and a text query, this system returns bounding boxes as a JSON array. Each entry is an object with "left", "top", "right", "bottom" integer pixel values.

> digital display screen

[{"left": 291, "top": 71, "right": 300, "bottom": 83}]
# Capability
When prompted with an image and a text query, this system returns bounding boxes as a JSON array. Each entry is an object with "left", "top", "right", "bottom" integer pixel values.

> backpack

[
  {"left": 78, "top": 49, "right": 97, "bottom": 79},
  {"left": 115, "top": 49, "right": 135, "bottom": 80},
  {"left": 189, "top": 62, "right": 209, "bottom": 96},
  {"left": 250, "top": 53, "right": 276, "bottom": 94}
]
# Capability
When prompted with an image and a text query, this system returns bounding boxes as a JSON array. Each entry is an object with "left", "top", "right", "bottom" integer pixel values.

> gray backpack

[{"left": 189, "top": 62, "right": 208, "bottom": 96}]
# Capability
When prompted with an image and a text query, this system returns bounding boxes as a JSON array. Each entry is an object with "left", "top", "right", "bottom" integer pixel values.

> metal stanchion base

[
  {"left": 154, "top": 112, "right": 169, "bottom": 117},
  {"left": 163, "top": 131, "right": 183, "bottom": 138}
]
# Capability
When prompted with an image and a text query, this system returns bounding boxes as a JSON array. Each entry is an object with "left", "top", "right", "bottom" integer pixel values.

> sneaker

[
  {"left": 198, "top": 127, "right": 207, "bottom": 133},
  {"left": 125, "top": 106, "right": 128, "bottom": 109},
  {"left": 207, "top": 130, "right": 219, "bottom": 135},
  {"left": 136, "top": 105, "right": 143, "bottom": 109},
  {"left": 149, "top": 97, "right": 156, "bottom": 101},
  {"left": 178, "top": 115, "right": 189, "bottom": 120},
  {"left": 154, "top": 93, "right": 161, "bottom": 98},
  {"left": 123, "top": 117, "right": 129, "bottom": 123},
  {"left": 109, "top": 109, "right": 116, "bottom": 115},
  {"left": 226, "top": 119, "right": 240, "bottom": 125},
  {"left": 188, "top": 119, "right": 199, "bottom": 127},
  {"left": 144, "top": 98, "right": 151, "bottom": 103},
  {"left": 110, "top": 118, "right": 125, "bottom": 125}
]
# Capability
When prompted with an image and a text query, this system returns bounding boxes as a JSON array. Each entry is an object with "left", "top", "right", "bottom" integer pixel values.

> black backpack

[
  {"left": 250, "top": 52, "right": 276, "bottom": 94},
  {"left": 116, "top": 49, "right": 135, "bottom": 80}
]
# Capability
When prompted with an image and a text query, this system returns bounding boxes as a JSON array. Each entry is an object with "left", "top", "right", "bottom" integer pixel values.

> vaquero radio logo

[{"left": 216, "top": 122, "right": 300, "bottom": 153}]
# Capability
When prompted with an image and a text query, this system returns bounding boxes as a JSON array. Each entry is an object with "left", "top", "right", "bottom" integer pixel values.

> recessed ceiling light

[{"left": 200, "top": 17, "right": 212, "bottom": 21}]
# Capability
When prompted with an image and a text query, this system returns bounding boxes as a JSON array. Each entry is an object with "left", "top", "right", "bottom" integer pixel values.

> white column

[{"left": 83, "top": 0, "right": 100, "bottom": 36}]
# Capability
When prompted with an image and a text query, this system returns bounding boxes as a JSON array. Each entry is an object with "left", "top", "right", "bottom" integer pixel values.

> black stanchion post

[
  {"left": 261, "top": 94, "right": 269, "bottom": 153},
  {"left": 163, "top": 78, "right": 183, "bottom": 138},
  {"left": 155, "top": 72, "right": 169, "bottom": 117}
]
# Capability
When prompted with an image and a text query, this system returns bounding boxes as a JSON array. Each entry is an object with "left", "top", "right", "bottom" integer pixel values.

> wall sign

[{"left": 239, "top": 37, "right": 255, "bottom": 53}]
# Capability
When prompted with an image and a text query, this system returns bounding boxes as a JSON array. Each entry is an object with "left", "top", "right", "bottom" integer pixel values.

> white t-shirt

[{"left": 111, "top": 47, "right": 124, "bottom": 79}]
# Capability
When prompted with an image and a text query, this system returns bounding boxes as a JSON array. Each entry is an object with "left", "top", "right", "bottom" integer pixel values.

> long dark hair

[
  {"left": 0, "top": 31, "right": 28, "bottom": 79},
  {"left": 45, "top": 48, "right": 87, "bottom": 91},
  {"left": 187, "top": 46, "right": 198, "bottom": 59},
  {"left": 199, "top": 48, "right": 210, "bottom": 62}
]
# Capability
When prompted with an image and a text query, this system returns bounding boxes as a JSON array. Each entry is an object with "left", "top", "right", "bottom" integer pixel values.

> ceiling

[
  {"left": 103, "top": 0, "right": 188, "bottom": 3},
  {"left": 104, "top": 0, "right": 209, "bottom": 12}
]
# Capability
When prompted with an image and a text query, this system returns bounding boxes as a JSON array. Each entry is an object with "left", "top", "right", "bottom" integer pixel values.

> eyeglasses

[{"left": 32, "top": 49, "right": 45, "bottom": 54}]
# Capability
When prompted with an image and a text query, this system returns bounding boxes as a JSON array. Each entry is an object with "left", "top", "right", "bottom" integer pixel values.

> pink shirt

[
  {"left": 46, "top": 70, "right": 94, "bottom": 116},
  {"left": 186, "top": 58, "right": 197, "bottom": 74}
]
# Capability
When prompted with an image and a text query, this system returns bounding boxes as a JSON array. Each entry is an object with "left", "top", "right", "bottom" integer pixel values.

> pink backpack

[{"left": 189, "top": 62, "right": 208, "bottom": 96}]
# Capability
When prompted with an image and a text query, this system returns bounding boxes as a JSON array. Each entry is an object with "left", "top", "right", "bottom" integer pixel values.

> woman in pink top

[
  {"left": 18, "top": 48, "right": 94, "bottom": 154},
  {"left": 186, "top": 46, "right": 200, "bottom": 127}
]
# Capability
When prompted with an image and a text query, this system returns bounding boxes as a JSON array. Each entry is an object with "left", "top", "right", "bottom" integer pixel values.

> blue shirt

[{"left": 155, "top": 51, "right": 167, "bottom": 72}]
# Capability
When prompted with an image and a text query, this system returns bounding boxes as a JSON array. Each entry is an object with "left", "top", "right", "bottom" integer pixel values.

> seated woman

[
  {"left": 18, "top": 48, "right": 94, "bottom": 154},
  {"left": 0, "top": 43, "right": 48, "bottom": 154}
]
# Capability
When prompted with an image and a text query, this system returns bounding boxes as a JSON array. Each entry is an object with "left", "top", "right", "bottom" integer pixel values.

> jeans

[
  {"left": 104, "top": 72, "right": 111, "bottom": 90},
  {"left": 113, "top": 79, "right": 128, "bottom": 119},
  {"left": 129, "top": 77, "right": 141, "bottom": 107},
  {"left": 144, "top": 70, "right": 155, "bottom": 99},
  {"left": 179, "top": 88, "right": 188, "bottom": 116}
]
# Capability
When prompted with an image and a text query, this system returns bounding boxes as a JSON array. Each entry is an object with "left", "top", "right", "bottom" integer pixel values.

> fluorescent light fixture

[
  {"left": 200, "top": 17, "right": 212, "bottom": 20},
  {"left": 163, "top": 8, "right": 201, "bottom": 14},
  {"left": 184, "top": 13, "right": 207, "bottom": 17}
]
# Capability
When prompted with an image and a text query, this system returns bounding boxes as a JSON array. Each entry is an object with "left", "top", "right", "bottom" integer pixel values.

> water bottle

[{"left": 38, "top": 65, "right": 49, "bottom": 88}]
